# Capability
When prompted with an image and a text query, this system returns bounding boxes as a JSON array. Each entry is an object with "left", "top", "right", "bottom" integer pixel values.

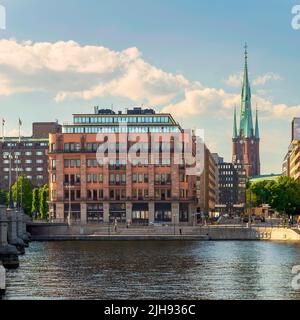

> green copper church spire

[
  {"left": 255, "top": 106, "right": 260, "bottom": 139},
  {"left": 233, "top": 106, "right": 238, "bottom": 139},
  {"left": 239, "top": 43, "right": 254, "bottom": 138}
]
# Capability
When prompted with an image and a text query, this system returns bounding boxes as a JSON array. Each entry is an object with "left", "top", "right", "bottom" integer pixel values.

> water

[{"left": 4, "top": 241, "right": 300, "bottom": 300}]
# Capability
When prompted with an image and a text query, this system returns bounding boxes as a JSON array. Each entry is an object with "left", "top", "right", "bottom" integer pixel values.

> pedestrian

[{"left": 179, "top": 228, "right": 182, "bottom": 235}]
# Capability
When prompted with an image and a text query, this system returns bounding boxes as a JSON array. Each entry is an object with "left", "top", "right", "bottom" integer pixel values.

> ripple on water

[{"left": 4, "top": 241, "right": 300, "bottom": 300}]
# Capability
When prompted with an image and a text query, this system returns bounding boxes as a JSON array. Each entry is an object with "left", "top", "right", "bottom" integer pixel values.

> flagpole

[
  {"left": 1, "top": 118, "right": 4, "bottom": 143},
  {"left": 18, "top": 118, "right": 21, "bottom": 143}
]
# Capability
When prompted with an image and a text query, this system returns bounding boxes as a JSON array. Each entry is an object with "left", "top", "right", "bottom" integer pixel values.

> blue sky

[{"left": 0, "top": 0, "right": 300, "bottom": 173}]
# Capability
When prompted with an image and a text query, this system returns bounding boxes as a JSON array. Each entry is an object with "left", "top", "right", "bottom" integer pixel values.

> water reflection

[{"left": 4, "top": 241, "right": 300, "bottom": 300}]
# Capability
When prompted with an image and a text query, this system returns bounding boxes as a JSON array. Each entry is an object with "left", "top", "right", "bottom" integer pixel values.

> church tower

[{"left": 232, "top": 45, "right": 261, "bottom": 177}]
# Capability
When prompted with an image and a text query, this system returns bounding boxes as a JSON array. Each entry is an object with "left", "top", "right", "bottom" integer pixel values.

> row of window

[
  {"left": 3, "top": 159, "right": 44, "bottom": 165},
  {"left": 2, "top": 175, "right": 44, "bottom": 181},
  {"left": 3, "top": 142, "right": 48, "bottom": 148},
  {"left": 73, "top": 116, "right": 171, "bottom": 124},
  {"left": 2, "top": 151, "right": 45, "bottom": 157},
  {"left": 62, "top": 188, "right": 186, "bottom": 201},
  {"left": 54, "top": 172, "right": 187, "bottom": 185},
  {"left": 54, "top": 142, "right": 187, "bottom": 153},
  {"left": 3, "top": 167, "right": 45, "bottom": 172},
  {"left": 56, "top": 158, "right": 176, "bottom": 169},
  {"left": 63, "top": 126, "right": 181, "bottom": 134}
]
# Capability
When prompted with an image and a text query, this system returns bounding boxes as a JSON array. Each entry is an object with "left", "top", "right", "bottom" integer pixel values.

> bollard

[
  {"left": 0, "top": 261, "right": 5, "bottom": 297},
  {"left": 0, "top": 206, "right": 19, "bottom": 269},
  {"left": 16, "top": 209, "right": 29, "bottom": 247},
  {"left": 7, "top": 208, "right": 26, "bottom": 255}
]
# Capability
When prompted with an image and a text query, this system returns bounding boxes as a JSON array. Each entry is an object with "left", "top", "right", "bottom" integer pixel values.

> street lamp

[
  {"left": 173, "top": 213, "right": 176, "bottom": 235},
  {"left": 4, "top": 152, "right": 15, "bottom": 209},
  {"left": 67, "top": 183, "right": 74, "bottom": 226}
]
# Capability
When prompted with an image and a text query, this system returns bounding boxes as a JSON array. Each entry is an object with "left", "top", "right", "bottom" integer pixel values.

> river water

[{"left": 4, "top": 241, "right": 300, "bottom": 300}]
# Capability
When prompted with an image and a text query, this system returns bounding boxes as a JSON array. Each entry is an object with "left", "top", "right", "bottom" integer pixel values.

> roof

[{"left": 250, "top": 174, "right": 281, "bottom": 184}]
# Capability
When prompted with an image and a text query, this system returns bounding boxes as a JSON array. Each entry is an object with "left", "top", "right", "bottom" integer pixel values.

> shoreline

[{"left": 27, "top": 223, "right": 300, "bottom": 242}]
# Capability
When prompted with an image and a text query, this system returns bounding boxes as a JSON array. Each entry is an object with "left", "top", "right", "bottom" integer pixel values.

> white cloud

[
  {"left": 252, "top": 72, "right": 282, "bottom": 86},
  {"left": 0, "top": 39, "right": 296, "bottom": 124},
  {"left": 225, "top": 72, "right": 243, "bottom": 87}
]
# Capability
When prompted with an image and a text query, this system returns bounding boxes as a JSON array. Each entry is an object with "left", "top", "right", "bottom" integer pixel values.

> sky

[{"left": 0, "top": 0, "right": 300, "bottom": 173}]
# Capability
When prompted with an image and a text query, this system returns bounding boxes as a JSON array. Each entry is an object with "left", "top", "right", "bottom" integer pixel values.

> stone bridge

[{"left": 0, "top": 203, "right": 31, "bottom": 269}]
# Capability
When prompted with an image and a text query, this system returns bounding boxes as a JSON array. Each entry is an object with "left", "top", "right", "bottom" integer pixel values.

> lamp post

[
  {"left": 67, "top": 184, "right": 74, "bottom": 226},
  {"left": 4, "top": 152, "right": 15, "bottom": 209},
  {"left": 173, "top": 213, "right": 176, "bottom": 236}
]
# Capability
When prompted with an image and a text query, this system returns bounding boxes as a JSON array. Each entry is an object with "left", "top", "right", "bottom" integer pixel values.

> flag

[{"left": 19, "top": 118, "right": 22, "bottom": 126}]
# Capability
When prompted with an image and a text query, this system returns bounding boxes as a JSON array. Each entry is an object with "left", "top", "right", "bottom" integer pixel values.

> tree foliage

[
  {"left": 31, "top": 188, "right": 40, "bottom": 217},
  {"left": 39, "top": 185, "right": 49, "bottom": 220},
  {"left": 11, "top": 175, "right": 33, "bottom": 216},
  {"left": 247, "top": 177, "right": 300, "bottom": 216}
]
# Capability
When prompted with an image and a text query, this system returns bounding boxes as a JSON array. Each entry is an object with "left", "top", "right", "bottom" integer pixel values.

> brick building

[
  {"left": 48, "top": 107, "right": 199, "bottom": 225},
  {"left": 0, "top": 122, "right": 61, "bottom": 191}
]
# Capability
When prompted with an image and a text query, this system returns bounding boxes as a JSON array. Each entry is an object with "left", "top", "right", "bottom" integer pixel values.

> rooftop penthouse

[{"left": 63, "top": 107, "right": 182, "bottom": 134}]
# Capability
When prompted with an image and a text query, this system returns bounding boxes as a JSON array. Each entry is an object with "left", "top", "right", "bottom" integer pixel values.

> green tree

[
  {"left": 11, "top": 176, "right": 33, "bottom": 216},
  {"left": 0, "top": 189, "right": 8, "bottom": 206},
  {"left": 250, "top": 180, "right": 276, "bottom": 207},
  {"left": 31, "top": 188, "right": 40, "bottom": 218},
  {"left": 270, "top": 177, "right": 300, "bottom": 218},
  {"left": 39, "top": 185, "right": 49, "bottom": 220}
]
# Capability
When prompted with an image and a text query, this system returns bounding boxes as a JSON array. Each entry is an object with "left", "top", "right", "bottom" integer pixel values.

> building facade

[
  {"left": 232, "top": 46, "right": 260, "bottom": 178},
  {"left": 283, "top": 118, "right": 300, "bottom": 180},
  {"left": 196, "top": 145, "right": 217, "bottom": 217},
  {"left": 213, "top": 154, "right": 246, "bottom": 214},
  {"left": 48, "top": 107, "right": 198, "bottom": 225},
  {"left": 0, "top": 122, "right": 61, "bottom": 191}
]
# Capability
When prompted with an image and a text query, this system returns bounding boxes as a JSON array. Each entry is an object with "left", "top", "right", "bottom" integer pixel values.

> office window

[
  {"left": 110, "top": 174, "right": 115, "bottom": 184},
  {"left": 144, "top": 174, "right": 149, "bottom": 183},
  {"left": 138, "top": 189, "right": 143, "bottom": 199},
  {"left": 155, "top": 174, "right": 160, "bottom": 183},
  {"left": 52, "top": 174, "right": 56, "bottom": 183},
  {"left": 132, "top": 174, "right": 137, "bottom": 183},
  {"left": 99, "top": 174, "right": 103, "bottom": 183},
  {"left": 87, "top": 174, "right": 91, "bottom": 183},
  {"left": 167, "top": 189, "right": 171, "bottom": 198},
  {"left": 138, "top": 174, "right": 143, "bottom": 183},
  {"left": 70, "top": 160, "right": 75, "bottom": 168},
  {"left": 132, "top": 189, "right": 137, "bottom": 199},
  {"left": 64, "top": 160, "right": 69, "bottom": 168},
  {"left": 110, "top": 189, "right": 115, "bottom": 200}
]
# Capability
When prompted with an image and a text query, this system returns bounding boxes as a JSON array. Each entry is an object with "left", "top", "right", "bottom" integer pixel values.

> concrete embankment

[
  {"left": 0, "top": 262, "right": 5, "bottom": 297},
  {"left": 27, "top": 223, "right": 300, "bottom": 242}
]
